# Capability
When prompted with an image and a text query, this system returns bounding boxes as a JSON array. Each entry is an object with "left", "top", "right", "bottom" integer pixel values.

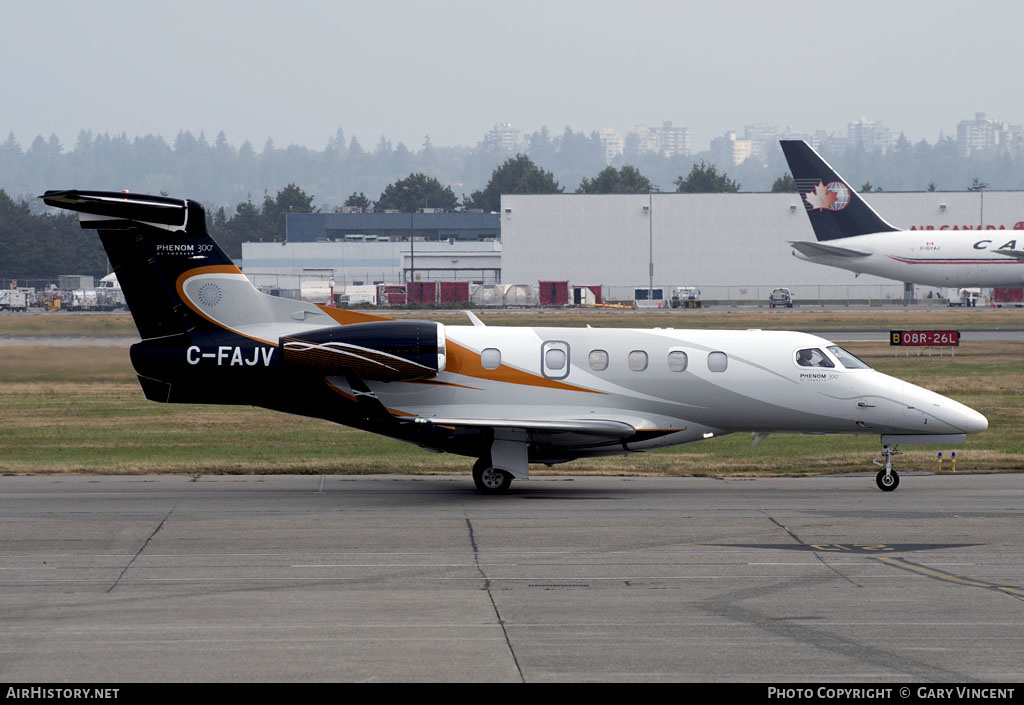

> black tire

[
  {"left": 876, "top": 469, "right": 900, "bottom": 492},
  {"left": 472, "top": 458, "right": 513, "bottom": 493}
]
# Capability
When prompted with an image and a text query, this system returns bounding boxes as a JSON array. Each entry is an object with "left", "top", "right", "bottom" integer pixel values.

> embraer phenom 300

[{"left": 42, "top": 190, "right": 987, "bottom": 492}]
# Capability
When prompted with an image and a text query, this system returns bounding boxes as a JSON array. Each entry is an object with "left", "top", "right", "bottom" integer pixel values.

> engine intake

[{"left": 281, "top": 320, "right": 445, "bottom": 381}]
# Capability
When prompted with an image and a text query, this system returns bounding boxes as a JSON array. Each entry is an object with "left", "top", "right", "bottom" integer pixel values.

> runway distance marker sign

[{"left": 890, "top": 330, "right": 960, "bottom": 346}]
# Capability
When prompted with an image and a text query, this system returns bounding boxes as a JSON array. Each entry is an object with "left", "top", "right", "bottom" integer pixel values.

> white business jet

[{"left": 42, "top": 189, "right": 987, "bottom": 492}]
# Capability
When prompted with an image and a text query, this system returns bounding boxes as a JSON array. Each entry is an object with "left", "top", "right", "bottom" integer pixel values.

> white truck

[
  {"left": 670, "top": 287, "right": 702, "bottom": 309},
  {"left": 768, "top": 287, "right": 793, "bottom": 308},
  {"left": 68, "top": 289, "right": 100, "bottom": 310},
  {"left": 337, "top": 285, "right": 379, "bottom": 307},
  {"left": 948, "top": 288, "right": 982, "bottom": 307},
  {"left": 0, "top": 290, "right": 28, "bottom": 311},
  {"left": 96, "top": 273, "right": 126, "bottom": 309}
]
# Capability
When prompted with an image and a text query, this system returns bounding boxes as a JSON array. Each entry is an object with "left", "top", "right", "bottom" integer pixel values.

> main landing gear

[
  {"left": 472, "top": 458, "right": 513, "bottom": 494},
  {"left": 872, "top": 444, "right": 901, "bottom": 492}
]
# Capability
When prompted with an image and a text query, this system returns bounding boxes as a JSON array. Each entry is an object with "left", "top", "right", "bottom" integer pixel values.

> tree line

[
  {"left": 6, "top": 132, "right": 1024, "bottom": 279},
  {"left": 6, "top": 128, "right": 1024, "bottom": 214},
  {"left": 0, "top": 156, "right": 746, "bottom": 278}
]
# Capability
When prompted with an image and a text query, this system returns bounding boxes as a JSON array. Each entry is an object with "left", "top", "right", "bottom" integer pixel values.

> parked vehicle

[
  {"left": 670, "top": 287, "right": 702, "bottom": 309},
  {"left": 947, "top": 288, "right": 982, "bottom": 307},
  {"left": 769, "top": 287, "right": 793, "bottom": 309},
  {"left": 0, "top": 290, "right": 28, "bottom": 311}
]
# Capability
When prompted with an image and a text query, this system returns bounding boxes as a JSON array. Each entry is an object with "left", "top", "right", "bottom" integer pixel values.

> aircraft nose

[
  {"left": 957, "top": 406, "right": 989, "bottom": 435},
  {"left": 934, "top": 395, "right": 988, "bottom": 434},
  {"left": 904, "top": 382, "right": 987, "bottom": 435}
]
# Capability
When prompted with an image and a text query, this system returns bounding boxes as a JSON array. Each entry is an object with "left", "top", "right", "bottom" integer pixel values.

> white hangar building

[
  {"left": 498, "top": 191, "right": 1024, "bottom": 301},
  {"left": 242, "top": 239, "right": 502, "bottom": 292}
]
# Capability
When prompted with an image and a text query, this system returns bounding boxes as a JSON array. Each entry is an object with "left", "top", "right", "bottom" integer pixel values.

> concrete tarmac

[{"left": 1, "top": 472, "right": 1023, "bottom": 683}]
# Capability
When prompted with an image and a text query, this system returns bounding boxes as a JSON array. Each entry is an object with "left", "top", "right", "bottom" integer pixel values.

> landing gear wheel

[
  {"left": 876, "top": 469, "right": 900, "bottom": 492},
  {"left": 473, "top": 459, "right": 513, "bottom": 494},
  {"left": 872, "top": 444, "right": 903, "bottom": 492}
]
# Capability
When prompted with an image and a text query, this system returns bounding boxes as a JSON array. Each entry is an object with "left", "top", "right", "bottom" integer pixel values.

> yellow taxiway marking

[{"left": 875, "top": 556, "right": 1024, "bottom": 598}]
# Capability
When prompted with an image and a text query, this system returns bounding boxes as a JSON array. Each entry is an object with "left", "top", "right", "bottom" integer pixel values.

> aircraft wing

[
  {"left": 412, "top": 415, "right": 640, "bottom": 450},
  {"left": 789, "top": 240, "right": 872, "bottom": 258},
  {"left": 332, "top": 371, "right": 639, "bottom": 448},
  {"left": 992, "top": 249, "right": 1024, "bottom": 260},
  {"left": 414, "top": 416, "right": 635, "bottom": 438}
]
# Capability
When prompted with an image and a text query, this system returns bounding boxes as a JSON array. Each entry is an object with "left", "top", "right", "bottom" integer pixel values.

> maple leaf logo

[{"left": 804, "top": 181, "right": 837, "bottom": 211}]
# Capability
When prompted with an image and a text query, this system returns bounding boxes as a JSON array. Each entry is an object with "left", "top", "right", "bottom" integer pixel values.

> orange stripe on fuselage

[
  {"left": 315, "top": 305, "right": 393, "bottom": 325},
  {"left": 444, "top": 339, "right": 603, "bottom": 394}
]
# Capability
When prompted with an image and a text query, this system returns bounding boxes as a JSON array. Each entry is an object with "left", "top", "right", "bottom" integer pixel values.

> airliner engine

[{"left": 281, "top": 320, "right": 446, "bottom": 381}]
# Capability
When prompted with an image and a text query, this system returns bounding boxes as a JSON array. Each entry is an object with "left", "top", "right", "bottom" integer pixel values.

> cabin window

[
  {"left": 628, "top": 350, "right": 648, "bottom": 372},
  {"left": 795, "top": 348, "right": 834, "bottom": 368},
  {"left": 589, "top": 349, "right": 609, "bottom": 371},
  {"left": 481, "top": 348, "right": 501, "bottom": 370},
  {"left": 707, "top": 351, "right": 728, "bottom": 373},
  {"left": 545, "top": 348, "right": 566, "bottom": 370},
  {"left": 541, "top": 341, "right": 570, "bottom": 379},
  {"left": 667, "top": 350, "right": 688, "bottom": 372}
]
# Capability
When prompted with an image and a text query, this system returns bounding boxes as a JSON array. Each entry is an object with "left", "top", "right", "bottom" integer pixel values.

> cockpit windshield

[
  {"left": 795, "top": 348, "right": 834, "bottom": 368},
  {"left": 826, "top": 345, "right": 871, "bottom": 370}
]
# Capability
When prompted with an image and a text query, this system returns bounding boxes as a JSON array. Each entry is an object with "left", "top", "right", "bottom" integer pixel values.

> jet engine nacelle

[{"left": 280, "top": 320, "right": 446, "bottom": 381}]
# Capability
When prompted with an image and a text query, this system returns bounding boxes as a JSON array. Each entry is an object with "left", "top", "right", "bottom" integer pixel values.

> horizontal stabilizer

[
  {"left": 790, "top": 240, "right": 871, "bottom": 259},
  {"left": 41, "top": 190, "right": 197, "bottom": 233},
  {"left": 992, "top": 249, "right": 1024, "bottom": 260}
]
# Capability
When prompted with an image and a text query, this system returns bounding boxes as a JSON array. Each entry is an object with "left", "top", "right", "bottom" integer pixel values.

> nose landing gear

[{"left": 872, "top": 445, "right": 901, "bottom": 491}]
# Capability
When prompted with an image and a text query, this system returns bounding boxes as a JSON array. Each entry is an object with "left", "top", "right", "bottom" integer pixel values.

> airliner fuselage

[
  {"left": 793, "top": 231, "right": 1024, "bottom": 287},
  {"left": 780, "top": 140, "right": 1024, "bottom": 289}
]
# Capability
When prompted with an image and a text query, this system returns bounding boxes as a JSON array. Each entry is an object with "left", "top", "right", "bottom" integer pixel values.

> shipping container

[
  {"left": 571, "top": 285, "right": 603, "bottom": 306},
  {"left": 410, "top": 281, "right": 437, "bottom": 304},
  {"left": 538, "top": 281, "right": 569, "bottom": 306},
  {"left": 993, "top": 287, "right": 1024, "bottom": 304},
  {"left": 438, "top": 281, "right": 470, "bottom": 304},
  {"left": 503, "top": 284, "right": 538, "bottom": 307},
  {"left": 377, "top": 284, "right": 407, "bottom": 306},
  {"left": 470, "top": 284, "right": 503, "bottom": 307}
]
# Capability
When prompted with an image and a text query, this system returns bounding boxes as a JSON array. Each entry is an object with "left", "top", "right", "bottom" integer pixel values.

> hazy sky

[{"left": 5, "top": 0, "right": 1024, "bottom": 153}]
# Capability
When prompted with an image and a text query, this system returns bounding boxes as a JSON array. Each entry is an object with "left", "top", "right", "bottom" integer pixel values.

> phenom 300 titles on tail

[{"left": 43, "top": 189, "right": 988, "bottom": 492}]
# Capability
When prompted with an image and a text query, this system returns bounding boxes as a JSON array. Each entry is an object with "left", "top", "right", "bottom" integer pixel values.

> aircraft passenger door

[{"left": 541, "top": 341, "right": 570, "bottom": 380}]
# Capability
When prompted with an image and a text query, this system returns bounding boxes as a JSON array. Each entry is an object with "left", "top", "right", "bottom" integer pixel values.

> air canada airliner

[
  {"left": 780, "top": 140, "right": 1024, "bottom": 287},
  {"left": 42, "top": 189, "right": 988, "bottom": 492}
]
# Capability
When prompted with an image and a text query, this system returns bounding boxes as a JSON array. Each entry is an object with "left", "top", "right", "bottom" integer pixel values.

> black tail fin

[
  {"left": 779, "top": 140, "right": 899, "bottom": 241},
  {"left": 41, "top": 190, "right": 238, "bottom": 340}
]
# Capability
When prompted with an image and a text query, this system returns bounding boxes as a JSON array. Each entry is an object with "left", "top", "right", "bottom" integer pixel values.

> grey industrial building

[
  {"left": 241, "top": 191, "right": 1024, "bottom": 303},
  {"left": 500, "top": 191, "right": 1024, "bottom": 301},
  {"left": 284, "top": 211, "right": 500, "bottom": 243},
  {"left": 243, "top": 210, "right": 501, "bottom": 293}
]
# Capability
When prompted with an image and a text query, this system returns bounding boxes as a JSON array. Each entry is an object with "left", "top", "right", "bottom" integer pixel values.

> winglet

[{"left": 464, "top": 310, "right": 485, "bottom": 327}]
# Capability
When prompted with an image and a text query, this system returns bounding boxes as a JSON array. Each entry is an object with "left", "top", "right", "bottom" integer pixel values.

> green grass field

[{"left": 0, "top": 312, "right": 1021, "bottom": 477}]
